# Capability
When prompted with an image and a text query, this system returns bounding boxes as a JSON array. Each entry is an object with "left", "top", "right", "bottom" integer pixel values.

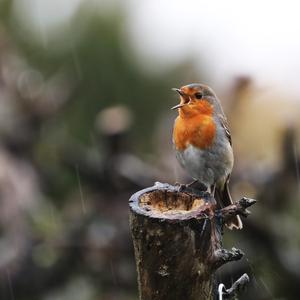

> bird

[{"left": 171, "top": 83, "right": 242, "bottom": 229}]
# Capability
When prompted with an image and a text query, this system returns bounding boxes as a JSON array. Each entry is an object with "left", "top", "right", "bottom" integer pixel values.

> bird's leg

[
  {"left": 187, "top": 179, "right": 198, "bottom": 187},
  {"left": 175, "top": 180, "right": 208, "bottom": 195},
  {"left": 210, "top": 184, "right": 216, "bottom": 196},
  {"left": 206, "top": 184, "right": 216, "bottom": 197},
  {"left": 174, "top": 182, "right": 188, "bottom": 192},
  {"left": 175, "top": 180, "right": 198, "bottom": 191}
]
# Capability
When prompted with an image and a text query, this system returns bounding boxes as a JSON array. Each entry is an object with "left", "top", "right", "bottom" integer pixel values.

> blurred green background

[{"left": 0, "top": 0, "right": 300, "bottom": 299}]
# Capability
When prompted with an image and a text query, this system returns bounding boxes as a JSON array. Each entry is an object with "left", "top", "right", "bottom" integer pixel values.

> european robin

[{"left": 172, "top": 83, "right": 242, "bottom": 229}]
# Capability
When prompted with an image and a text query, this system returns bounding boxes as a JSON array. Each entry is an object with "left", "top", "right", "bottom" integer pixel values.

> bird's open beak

[{"left": 171, "top": 88, "right": 187, "bottom": 110}]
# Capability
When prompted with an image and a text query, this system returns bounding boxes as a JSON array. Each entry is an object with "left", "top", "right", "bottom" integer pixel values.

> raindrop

[
  {"left": 293, "top": 143, "right": 300, "bottom": 190},
  {"left": 259, "top": 276, "right": 273, "bottom": 297},
  {"left": 71, "top": 45, "right": 82, "bottom": 80},
  {"left": 75, "top": 164, "right": 86, "bottom": 214},
  {"left": 6, "top": 269, "right": 15, "bottom": 300},
  {"left": 110, "top": 260, "right": 118, "bottom": 286},
  {"left": 245, "top": 258, "right": 259, "bottom": 290}
]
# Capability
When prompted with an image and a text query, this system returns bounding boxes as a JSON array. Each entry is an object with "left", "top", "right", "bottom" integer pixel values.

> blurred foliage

[
  {"left": 0, "top": 1, "right": 201, "bottom": 299},
  {"left": 0, "top": 1, "right": 299, "bottom": 300},
  {"left": 3, "top": 0, "right": 182, "bottom": 149}
]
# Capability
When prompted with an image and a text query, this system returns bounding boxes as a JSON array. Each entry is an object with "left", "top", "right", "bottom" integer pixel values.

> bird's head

[{"left": 172, "top": 83, "right": 218, "bottom": 117}]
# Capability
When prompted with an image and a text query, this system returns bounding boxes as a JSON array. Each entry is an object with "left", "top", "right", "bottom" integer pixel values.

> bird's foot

[
  {"left": 186, "top": 179, "right": 199, "bottom": 188},
  {"left": 174, "top": 182, "right": 189, "bottom": 192},
  {"left": 174, "top": 181, "right": 208, "bottom": 197}
]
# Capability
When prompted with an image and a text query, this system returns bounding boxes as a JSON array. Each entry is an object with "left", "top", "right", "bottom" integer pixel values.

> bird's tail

[{"left": 215, "top": 179, "right": 243, "bottom": 230}]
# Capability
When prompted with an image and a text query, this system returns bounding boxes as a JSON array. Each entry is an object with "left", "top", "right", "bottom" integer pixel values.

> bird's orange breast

[{"left": 173, "top": 114, "right": 216, "bottom": 151}]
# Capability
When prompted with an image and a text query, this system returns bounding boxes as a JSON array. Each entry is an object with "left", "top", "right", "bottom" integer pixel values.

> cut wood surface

[{"left": 129, "top": 182, "right": 256, "bottom": 300}]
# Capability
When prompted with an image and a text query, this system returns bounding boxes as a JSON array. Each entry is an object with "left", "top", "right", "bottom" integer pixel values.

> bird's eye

[{"left": 194, "top": 92, "right": 203, "bottom": 99}]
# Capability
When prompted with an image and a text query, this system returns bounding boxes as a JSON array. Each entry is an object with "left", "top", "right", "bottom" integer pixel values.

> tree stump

[{"left": 129, "top": 182, "right": 256, "bottom": 300}]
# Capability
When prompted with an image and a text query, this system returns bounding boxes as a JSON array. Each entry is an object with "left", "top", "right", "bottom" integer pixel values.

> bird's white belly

[{"left": 176, "top": 142, "right": 233, "bottom": 187}]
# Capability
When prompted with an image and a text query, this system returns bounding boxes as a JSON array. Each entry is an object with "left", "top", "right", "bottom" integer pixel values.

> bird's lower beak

[{"left": 171, "top": 103, "right": 186, "bottom": 110}]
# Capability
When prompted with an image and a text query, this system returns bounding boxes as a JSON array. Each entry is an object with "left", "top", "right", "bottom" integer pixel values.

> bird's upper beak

[
  {"left": 171, "top": 88, "right": 188, "bottom": 110},
  {"left": 172, "top": 88, "right": 184, "bottom": 96}
]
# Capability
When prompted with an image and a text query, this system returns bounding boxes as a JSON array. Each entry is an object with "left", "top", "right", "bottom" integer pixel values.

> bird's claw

[
  {"left": 174, "top": 182, "right": 188, "bottom": 192},
  {"left": 178, "top": 184, "right": 187, "bottom": 192}
]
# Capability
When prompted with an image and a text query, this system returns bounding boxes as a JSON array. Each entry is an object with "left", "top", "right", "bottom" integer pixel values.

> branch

[
  {"left": 219, "top": 197, "right": 257, "bottom": 223},
  {"left": 129, "top": 183, "right": 256, "bottom": 299},
  {"left": 218, "top": 273, "right": 250, "bottom": 299},
  {"left": 212, "top": 247, "right": 244, "bottom": 270},
  {"left": 129, "top": 183, "right": 219, "bottom": 299}
]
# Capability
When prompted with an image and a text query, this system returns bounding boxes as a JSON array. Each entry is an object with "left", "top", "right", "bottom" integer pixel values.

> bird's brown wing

[
  {"left": 218, "top": 113, "right": 232, "bottom": 146},
  {"left": 216, "top": 114, "right": 242, "bottom": 229}
]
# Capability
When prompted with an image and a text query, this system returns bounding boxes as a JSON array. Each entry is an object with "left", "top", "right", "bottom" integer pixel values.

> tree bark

[{"left": 129, "top": 182, "right": 255, "bottom": 300}]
